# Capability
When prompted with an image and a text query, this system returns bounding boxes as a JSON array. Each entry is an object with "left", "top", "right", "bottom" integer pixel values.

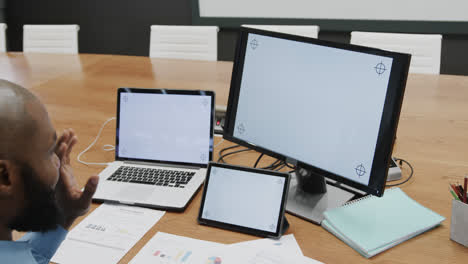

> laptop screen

[{"left": 116, "top": 88, "right": 214, "bottom": 166}]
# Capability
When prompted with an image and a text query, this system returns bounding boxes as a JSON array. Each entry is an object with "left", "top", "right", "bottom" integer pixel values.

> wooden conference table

[{"left": 1, "top": 53, "right": 467, "bottom": 263}]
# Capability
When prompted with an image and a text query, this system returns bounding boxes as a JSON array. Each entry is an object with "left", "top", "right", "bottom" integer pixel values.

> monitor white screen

[{"left": 232, "top": 33, "right": 394, "bottom": 186}]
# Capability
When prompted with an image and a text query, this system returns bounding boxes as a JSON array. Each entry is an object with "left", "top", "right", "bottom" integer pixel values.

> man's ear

[{"left": 0, "top": 160, "right": 16, "bottom": 197}]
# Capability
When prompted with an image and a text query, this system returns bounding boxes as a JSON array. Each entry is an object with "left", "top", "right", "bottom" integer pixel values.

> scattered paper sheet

[
  {"left": 223, "top": 234, "right": 323, "bottom": 264},
  {"left": 222, "top": 250, "right": 323, "bottom": 264},
  {"left": 129, "top": 232, "right": 225, "bottom": 264},
  {"left": 52, "top": 203, "right": 165, "bottom": 264},
  {"left": 130, "top": 232, "right": 323, "bottom": 264},
  {"left": 229, "top": 234, "right": 303, "bottom": 256}
]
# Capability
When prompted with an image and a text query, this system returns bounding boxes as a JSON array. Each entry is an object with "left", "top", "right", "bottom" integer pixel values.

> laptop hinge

[{"left": 123, "top": 160, "right": 201, "bottom": 170}]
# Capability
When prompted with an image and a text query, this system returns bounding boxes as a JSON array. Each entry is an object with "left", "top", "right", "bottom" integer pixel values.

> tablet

[{"left": 198, "top": 162, "right": 290, "bottom": 238}]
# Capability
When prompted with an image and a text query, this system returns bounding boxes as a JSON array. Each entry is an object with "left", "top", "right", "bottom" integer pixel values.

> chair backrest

[
  {"left": 242, "top": 25, "right": 320, "bottom": 39},
  {"left": 350, "top": 31, "right": 442, "bottom": 74},
  {"left": 23, "top": 24, "right": 80, "bottom": 54},
  {"left": 0, "top": 23, "right": 7, "bottom": 52},
  {"left": 149, "top": 25, "right": 219, "bottom": 61}
]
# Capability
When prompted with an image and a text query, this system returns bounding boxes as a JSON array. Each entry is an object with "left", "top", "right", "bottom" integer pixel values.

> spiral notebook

[{"left": 322, "top": 188, "right": 444, "bottom": 258}]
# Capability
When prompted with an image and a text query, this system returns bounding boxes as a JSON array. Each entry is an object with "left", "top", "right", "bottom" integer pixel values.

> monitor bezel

[
  {"left": 116, "top": 88, "right": 215, "bottom": 168},
  {"left": 223, "top": 28, "right": 411, "bottom": 196}
]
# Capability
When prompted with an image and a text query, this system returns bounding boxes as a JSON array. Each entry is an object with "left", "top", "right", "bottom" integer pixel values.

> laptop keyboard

[{"left": 107, "top": 166, "right": 195, "bottom": 188}]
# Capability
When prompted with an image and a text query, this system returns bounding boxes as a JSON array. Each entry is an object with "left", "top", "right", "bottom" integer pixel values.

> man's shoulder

[{"left": 0, "top": 241, "right": 38, "bottom": 264}]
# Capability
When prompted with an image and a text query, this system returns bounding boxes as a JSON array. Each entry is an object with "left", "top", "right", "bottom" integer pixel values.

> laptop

[{"left": 93, "top": 88, "right": 215, "bottom": 211}]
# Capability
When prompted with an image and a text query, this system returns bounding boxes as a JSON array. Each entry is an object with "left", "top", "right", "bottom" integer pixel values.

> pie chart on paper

[{"left": 206, "top": 256, "right": 222, "bottom": 264}]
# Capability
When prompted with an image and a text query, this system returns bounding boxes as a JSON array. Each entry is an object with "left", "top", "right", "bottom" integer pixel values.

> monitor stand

[{"left": 286, "top": 166, "right": 355, "bottom": 225}]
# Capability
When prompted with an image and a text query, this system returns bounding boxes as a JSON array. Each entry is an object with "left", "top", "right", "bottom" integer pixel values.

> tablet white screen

[{"left": 201, "top": 166, "right": 286, "bottom": 233}]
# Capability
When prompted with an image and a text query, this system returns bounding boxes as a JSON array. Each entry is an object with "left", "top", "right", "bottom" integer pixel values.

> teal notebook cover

[{"left": 322, "top": 188, "right": 445, "bottom": 258}]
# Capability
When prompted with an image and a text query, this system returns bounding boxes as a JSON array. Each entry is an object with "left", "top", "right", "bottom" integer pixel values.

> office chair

[
  {"left": 242, "top": 25, "right": 320, "bottom": 39},
  {"left": 350, "top": 31, "right": 442, "bottom": 74},
  {"left": 0, "top": 23, "right": 7, "bottom": 52},
  {"left": 23, "top": 24, "right": 80, "bottom": 54},
  {"left": 149, "top": 25, "right": 219, "bottom": 61}
]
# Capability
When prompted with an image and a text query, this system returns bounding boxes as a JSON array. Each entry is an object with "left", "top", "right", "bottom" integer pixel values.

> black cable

[
  {"left": 218, "top": 144, "right": 240, "bottom": 156},
  {"left": 262, "top": 159, "right": 283, "bottom": 170},
  {"left": 217, "top": 144, "right": 241, "bottom": 163},
  {"left": 253, "top": 153, "right": 264, "bottom": 168},
  {"left": 274, "top": 163, "right": 287, "bottom": 171},
  {"left": 263, "top": 159, "right": 280, "bottom": 169},
  {"left": 221, "top": 148, "right": 283, "bottom": 171},
  {"left": 386, "top": 158, "right": 414, "bottom": 187},
  {"left": 283, "top": 162, "right": 295, "bottom": 170},
  {"left": 219, "top": 144, "right": 278, "bottom": 170},
  {"left": 217, "top": 148, "right": 252, "bottom": 163},
  {"left": 264, "top": 159, "right": 296, "bottom": 171},
  {"left": 217, "top": 144, "right": 295, "bottom": 173}
]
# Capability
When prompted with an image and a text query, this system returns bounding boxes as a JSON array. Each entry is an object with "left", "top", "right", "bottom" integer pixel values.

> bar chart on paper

[
  {"left": 149, "top": 250, "right": 222, "bottom": 264},
  {"left": 130, "top": 232, "right": 225, "bottom": 264},
  {"left": 138, "top": 248, "right": 224, "bottom": 264},
  {"left": 151, "top": 249, "right": 193, "bottom": 263}
]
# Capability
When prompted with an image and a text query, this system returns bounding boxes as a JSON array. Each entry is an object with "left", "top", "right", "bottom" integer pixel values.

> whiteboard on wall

[
  {"left": 199, "top": 0, "right": 468, "bottom": 21},
  {"left": 192, "top": 0, "right": 468, "bottom": 34}
]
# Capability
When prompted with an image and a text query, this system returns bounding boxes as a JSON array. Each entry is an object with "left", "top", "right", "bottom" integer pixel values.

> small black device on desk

[
  {"left": 198, "top": 162, "right": 290, "bottom": 238},
  {"left": 214, "top": 105, "right": 226, "bottom": 134}
]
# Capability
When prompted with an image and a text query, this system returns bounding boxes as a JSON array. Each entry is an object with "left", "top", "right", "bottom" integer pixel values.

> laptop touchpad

[{"left": 116, "top": 185, "right": 154, "bottom": 202}]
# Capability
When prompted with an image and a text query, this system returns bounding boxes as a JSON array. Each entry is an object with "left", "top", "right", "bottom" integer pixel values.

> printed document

[{"left": 52, "top": 203, "right": 165, "bottom": 264}]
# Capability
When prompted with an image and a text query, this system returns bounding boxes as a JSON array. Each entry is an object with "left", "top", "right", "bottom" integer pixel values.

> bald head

[
  {"left": 0, "top": 80, "right": 65, "bottom": 238},
  {"left": 0, "top": 80, "right": 41, "bottom": 161}
]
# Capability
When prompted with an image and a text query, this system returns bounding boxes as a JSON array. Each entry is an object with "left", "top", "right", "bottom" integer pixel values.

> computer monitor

[{"left": 223, "top": 27, "right": 411, "bottom": 224}]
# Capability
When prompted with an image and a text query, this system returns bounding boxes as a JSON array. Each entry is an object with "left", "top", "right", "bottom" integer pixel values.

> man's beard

[{"left": 8, "top": 162, "right": 64, "bottom": 232}]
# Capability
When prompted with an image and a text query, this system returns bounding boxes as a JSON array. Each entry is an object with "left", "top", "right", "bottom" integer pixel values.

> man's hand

[{"left": 55, "top": 129, "right": 99, "bottom": 229}]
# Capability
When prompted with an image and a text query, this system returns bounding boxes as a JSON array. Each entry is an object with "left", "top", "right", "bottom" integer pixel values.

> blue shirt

[{"left": 0, "top": 227, "right": 68, "bottom": 264}]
